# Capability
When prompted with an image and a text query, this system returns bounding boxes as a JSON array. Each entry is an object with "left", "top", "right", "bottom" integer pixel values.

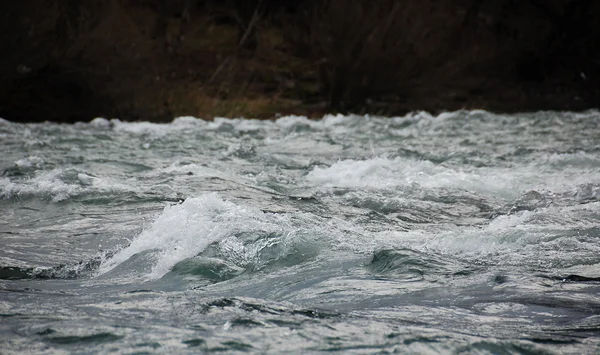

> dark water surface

[{"left": 1, "top": 111, "right": 600, "bottom": 353}]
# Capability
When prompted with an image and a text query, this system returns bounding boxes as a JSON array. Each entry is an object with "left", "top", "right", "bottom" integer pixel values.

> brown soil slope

[{"left": 1, "top": 0, "right": 599, "bottom": 122}]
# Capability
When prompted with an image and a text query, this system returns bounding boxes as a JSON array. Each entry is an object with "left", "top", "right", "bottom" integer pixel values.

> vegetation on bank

[{"left": 1, "top": 0, "right": 599, "bottom": 122}]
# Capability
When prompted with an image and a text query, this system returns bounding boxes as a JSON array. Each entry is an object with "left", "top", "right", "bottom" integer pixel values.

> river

[{"left": 1, "top": 110, "right": 600, "bottom": 353}]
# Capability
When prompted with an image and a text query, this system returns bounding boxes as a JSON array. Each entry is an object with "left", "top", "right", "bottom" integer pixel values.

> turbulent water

[{"left": 1, "top": 111, "right": 600, "bottom": 354}]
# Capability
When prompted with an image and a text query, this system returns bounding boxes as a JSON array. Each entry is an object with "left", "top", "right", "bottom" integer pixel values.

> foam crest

[
  {"left": 108, "top": 116, "right": 206, "bottom": 136},
  {"left": 86, "top": 111, "right": 492, "bottom": 139},
  {"left": 204, "top": 117, "right": 277, "bottom": 133},
  {"left": 306, "top": 155, "right": 600, "bottom": 200},
  {"left": 275, "top": 115, "right": 318, "bottom": 131},
  {"left": 306, "top": 157, "right": 517, "bottom": 198},
  {"left": 14, "top": 156, "right": 44, "bottom": 168},
  {"left": 97, "top": 194, "right": 300, "bottom": 280},
  {"left": 307, "top": 157, "right": 431, "bottom": 188},
  {"left": 1, "top": 169, "right": 83, "bottom": 202},
  {"left": 374, "top": 202, "right": 600, "bottom": 268},
  {"left": 275, "top": 114, "right": 370, "bottom": 134},
  {"left": 89, "top": 117, "right": 111, "bottom": 128},
  {"left": 110, "top": 120, "right": 174, "bottom": 136},
  {"left": 542, "top": 151, "right": 600, "bottom": 169},
  {"left": 0, "top": 168, "right": 138, "bottom": 202}
]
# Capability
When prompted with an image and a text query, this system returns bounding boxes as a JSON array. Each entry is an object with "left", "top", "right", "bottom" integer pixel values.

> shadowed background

[{"left": 1, "top": 0, "right": 599, "bottom": 122}]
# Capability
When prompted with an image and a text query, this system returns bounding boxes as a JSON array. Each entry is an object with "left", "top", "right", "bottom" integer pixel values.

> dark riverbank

[{"left": 1, "top": 0, "right": 599, "bottom": 123}]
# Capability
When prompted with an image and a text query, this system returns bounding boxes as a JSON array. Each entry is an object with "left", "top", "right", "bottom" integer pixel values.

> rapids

[{"left": 1, "top": 111, "right": 600, "bottom": 353}]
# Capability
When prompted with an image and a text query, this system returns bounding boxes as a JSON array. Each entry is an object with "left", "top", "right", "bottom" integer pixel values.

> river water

[{"left": 1, "top": 111, "right": 600, "bottom": 354}]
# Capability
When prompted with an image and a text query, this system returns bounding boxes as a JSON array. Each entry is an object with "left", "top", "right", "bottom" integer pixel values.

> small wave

[
  {"left": 367, "top": 249, "right": 471, "bottom": 281},
  {"left": 14, "top": 156, "right": 45, "bottom": 169},
  {"left": 198, "top": 296, "right": 339, "bottom": 319},
  {"left": 92, "top": 112, "right": 454, "bottom": 137},
  {"left": 543, "top": 151, "right": 600, "bottom": 169},
  {"left": 372, "top": 203, "right": 600, "bottom": 268},
  {"left": 108, "top": 117, "right": 206, "bottom": 136},
  {"left": 306, "top": 156, "right": 600, "bottom": 200},
  {"left": 44, "top": 332, "right": 122, "bottom": 345},
  {"left": 168, "top": 257, "right": 245, "bottom": 282},
  {"left": 0, "top": 250, "right": 115, "bottom": 280},
  {"left": 0, "top": 168, "right": 148, "bottom": 202},
  {"left": 0, "top": 169, "right": 84, "bottom": 202},
  {"left": 97, "top": 193, "right": 323, "bottom": 281},
  {"left": 306, "top": 157, "right": 518, "bottom": 198}
]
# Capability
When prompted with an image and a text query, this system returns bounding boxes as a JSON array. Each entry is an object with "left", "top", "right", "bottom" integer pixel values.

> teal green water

[{"left": 1, "top": 111, "right": 600, "bottom": 353}]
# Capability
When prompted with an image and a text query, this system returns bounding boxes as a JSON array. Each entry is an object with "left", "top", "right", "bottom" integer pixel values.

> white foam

[
  {"left": 89, "top": 117, "right": 111, "bottom": 128},
  {"left": 572, "top": 110, "right": 600, "bottom": 119},
  {"left": 107, "top": 116, "right": 206, "bottom": 136},
  {"left": 0, "top": 178, "right": 19, "bottom": 199},
  {"left": 542, "top": 151, "right": 600, "bottom": 168},
  {"left": 3, "top": 169, "right": 83, "bottom": 202},
  {"left": 306, "top": 156, "right": 600, "bottom": 199},
  {"left": 196, "top": 114, "right": 374, "bottom": 134},
  {"left": 171, "top": 116, "right": 202, "bottom": 125},
  {"left": 77, "top": 173, "right": 95, "bottom": 186},
  {"left": 369, "top": 202, "right": 600, "bottom": 268},
  {"left": 275, "top": 115, "right": 315, "bottom": 130},
  {"left": 110, "top": 120, "right": 171, "bottom": 136},
  {"left": 83, "top": 112, "right": 482, "bottom": 139},
  {"left": 403, "top": 110, "right": 460, "bottom": 125},
  {"left": 14, "top": 156, "right": 44, "bottom": 168},
  {"left": 274, "top": 114, "right": 367, "bottom": 134},
  {"left": 0, "top": 169, "right": 140, "bottom": 202},
  {"left": 97, "top": 193, "right": 296, "bottom": 280},
  {"left": 306, "top": 157, "right": 517, "bottom": 198},
  {"left": 321, "top": 113, "right": 351, "bottom": 126},
  {"left": 206, "top": 117, "right": 277, "bottom": 132},
  {"left": 227, "top": 118, "right": 275, "bottom": 132}
]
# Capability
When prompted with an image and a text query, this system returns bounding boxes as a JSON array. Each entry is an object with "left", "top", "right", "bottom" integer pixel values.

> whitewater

[{"left": 1, "top": 110, "right": 600, "bottom": 353}]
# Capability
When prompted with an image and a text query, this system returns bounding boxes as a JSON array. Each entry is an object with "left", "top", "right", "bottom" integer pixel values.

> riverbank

[{"left": 1, "top": 0, "right": 598, "bottom": 122}]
